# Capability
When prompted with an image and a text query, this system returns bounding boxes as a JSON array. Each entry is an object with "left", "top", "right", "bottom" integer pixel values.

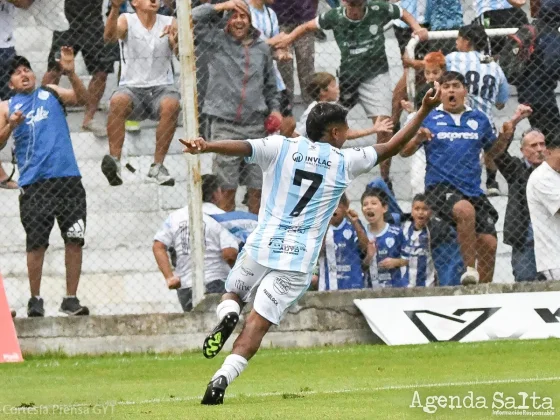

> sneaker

[
  {"left": 201, "top": 375, "right": 228, "bottom": 405},
  {"left": 59, "top": 297, "right": 89, "bottom": 316},
  {"left": 202, "top": 312, "right": 239, "bottom": 359},
  {"left": 27, "top": 297, "right": 45, "bottom": 317},
  {"left": 147, "top": 163, "right": 175, "bottom": 187},
  {"left": 101, "top": 155, "right": 123, "bottom": 186},
  {"left": 125, "top": 120, "right": 141, "bottom": 133},
  {"left": 486, "top": 180, "right": 500, "bottom": 197},
  {"left": 82, "top": 121, "right": 108, "bottom": 138},
  {"left": 461, "top": 267, "right": 480, "bottom": 286}
]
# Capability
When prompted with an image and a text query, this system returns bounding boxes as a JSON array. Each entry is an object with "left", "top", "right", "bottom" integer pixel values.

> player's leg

[
  {"left": 473, "top": 196, "right": 498, "bottom": 284},
  {"left": 103, "top": 87, "right": 138, "bottom": 186},
  {"left": 357, "top": 73, "right": 394, "bottom": 187},
  {"left": 202, "top": 270, "right": 310, "bottom": 404},
  {"left": 41, "top": 30, "right": 69, "bottom": 86},
  {"left": 202, "top": 252, "right": 267, "bottom": 359},
  {"left": 451, "top": 199, "right": 478, "bottom": 284}
]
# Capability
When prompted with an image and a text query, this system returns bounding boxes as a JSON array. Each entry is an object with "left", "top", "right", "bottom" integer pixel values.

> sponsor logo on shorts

[
  {"left": 273, "top": 276, "right": 291, "bottom": 295},
  {"left": 66, "top": 219, "right": 85, "bottom": 239},
  {"left": 241, "top": 267, "right": 254, "bottom": 277},
  {"left": 263, "top": 289, "right": 278, "bottom": 306},
  {"left": 235, "top": 279, "right": 250, "bottom": 292},
  {"left": 268, "top": 238, "right": 307, "bottom": 255}
]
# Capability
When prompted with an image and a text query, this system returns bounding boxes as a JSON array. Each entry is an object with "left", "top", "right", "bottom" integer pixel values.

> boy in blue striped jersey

[
  {"left": 180, "top": 87, "right": 442, "bottom": 405},
  {"left": 362, "top": 188, "right": 408, "bottom": 288}
]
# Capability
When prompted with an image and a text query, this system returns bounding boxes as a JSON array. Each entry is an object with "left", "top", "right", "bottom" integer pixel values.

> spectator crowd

[{"left": 1, "top": 0, "right": 560, "bottom": 316}]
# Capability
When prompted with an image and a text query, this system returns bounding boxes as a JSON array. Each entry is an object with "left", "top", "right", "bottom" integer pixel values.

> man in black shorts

[
  {"left": 42, "top": 0, "right": 114, "bottom": 137},
  {"left": 0, "top": 50, "right": 90, "bottom": 317},
  {"left": 400, "top": 72, "right": 518, "bottom": 286}
]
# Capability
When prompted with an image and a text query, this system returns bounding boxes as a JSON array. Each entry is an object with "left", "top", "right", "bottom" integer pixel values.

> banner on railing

[{"left": 355, "top": 292, "right": 560, "bottom": 346}]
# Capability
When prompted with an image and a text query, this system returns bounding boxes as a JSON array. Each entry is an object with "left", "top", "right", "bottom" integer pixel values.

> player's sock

[
  {"left": 212, "top": 354, "right": 248, "bottom": 385},
  {"left": 216, "top": 300, "right": 241, "bottom": 322}
]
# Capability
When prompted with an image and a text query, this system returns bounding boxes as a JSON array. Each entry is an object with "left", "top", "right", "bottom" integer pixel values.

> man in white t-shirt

[
  {"left": 153, "top": 207, "right": 239, "bottom": 312},
  {"left": 526, "top": 136, "right": 560, "bottom": 281},
  {"left": 103, "top": 0, "right": 180, "bottom": 187}
]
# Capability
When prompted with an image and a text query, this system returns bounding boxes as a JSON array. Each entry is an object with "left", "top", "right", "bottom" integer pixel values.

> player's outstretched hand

[
  {"left": 373, "top": 117, "right": 394, "bottom": 134},
  {"left": 58, "top": 46, "right": 75, "bottom": 75},
  {"left": 8, "top": 110, "right": 25, "bottom": 129},
  {"left": 421, "top": 82, "right": 441, "bottom": 110},
  {"left": 179, "top": 137, "right": 208, "bottom": 154}
]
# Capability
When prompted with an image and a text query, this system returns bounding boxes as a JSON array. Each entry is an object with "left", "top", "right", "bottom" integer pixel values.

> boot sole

[{"left": 202, "top": 313, "right": 239, "bottom": 359}]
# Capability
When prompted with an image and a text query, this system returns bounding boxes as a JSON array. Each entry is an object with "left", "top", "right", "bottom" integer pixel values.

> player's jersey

[
  {"left": 316, "top": 1, "right": 402, "bottom": 81},
  {"left": 366, "top": 224, "right": 406, "bottom": 288},
  {"left": 9, "top": 87, "right": 80, "bottom": 187},
  {"left": 244, "top": 135, "right": 378, "bottom": 274},
  {"left": 420, "top": 105, "right": 496, "bottom": 196},
  {"left": 446, "top": 51, "right": 509, "bottom": 124},
  {"left": 401, "top": 221, "right": 435, "bottom": 287},
  {"left": 319, "top": 219, "right": 365, "bottom": 290}
]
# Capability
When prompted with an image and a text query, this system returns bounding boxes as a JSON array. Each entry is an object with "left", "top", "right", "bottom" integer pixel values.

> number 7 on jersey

[{"left": 289, "top": 169, "right": 324, "bottom": 217}]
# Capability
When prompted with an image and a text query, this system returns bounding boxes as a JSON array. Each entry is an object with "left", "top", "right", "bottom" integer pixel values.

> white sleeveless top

[
  {"left": 0, "top": 1, "right": 15, "bottom": 49},
  {"left": 119, "top": 13, "right": 175, "bottom": 87}
]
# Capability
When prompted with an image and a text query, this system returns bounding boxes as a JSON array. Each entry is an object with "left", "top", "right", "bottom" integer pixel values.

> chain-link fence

[{"left": 1, "top": 0, "right": 559, "bottom": 317}]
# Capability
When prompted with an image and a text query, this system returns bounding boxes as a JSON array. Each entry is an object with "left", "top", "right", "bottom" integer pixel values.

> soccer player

[
  {"left": 446, "top": 24, "right": 510, "bottom": 195},
  {"left": 400, "top": 71, "right": 515, "bottom": 285},
  {"left": 272, "top": 0, "right": 428, "bottom": 188},
  {"left": 180, "top": 86, "right": 442, "bottom": 405}
]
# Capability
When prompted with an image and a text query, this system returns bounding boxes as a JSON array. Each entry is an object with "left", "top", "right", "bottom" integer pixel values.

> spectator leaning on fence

[
  {"left": 0, "top": 51, "right": 90, "bottom": 317},
  {"left": 103, "top": 0, "right": 180, "bottom": 187},
  {"left": 526, "top": 133, "right": 560, "bottom": 281},
  {"left": 153, "top": 205, "right": 239, "bottom": 312},
  {"left": 446, "top": 24, "right": 510, "bottom": 197},
  {"left": 269, "top": 0, "right": 317, "bottom": 106},
  {"left": 42, "top": 0, "right": 114, "bottom": 138},
  {"left": 0, "top": 0, "right": 34, "bottom": 190},
  {"left": 273, "top": 0, "right": 428, "bottom": 191},
  {"left": 400, "top": 72, "right": 515, "bottom": 286},
  {"left": 490, "top": 105, "right": 547, "bottom": 282},
  {"left": 192, "top": 0, "right": 281, "bottom": 215}
]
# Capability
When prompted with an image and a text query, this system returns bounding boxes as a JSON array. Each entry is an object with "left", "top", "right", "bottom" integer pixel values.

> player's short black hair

[
  {"left": 546, "top": 132, "right": 560, "bottom": 150},
  {"left": 306, "top": 102, "right": 348, "bottom": 142},
  {"left": 361, "top": 187, "right": 388, "bottom": 207},
  {"left": 440, "top": 71, "right": 466, "bottom": 87},
  {"left": 412, "top": 193, "right": 428, "bottom": 205},
  {"left": 202, "top": 174, "right": 221, "bottom": 203},
  {"left": 339, "top": 193, "right": 350, "bottom": 207},
  {"left": 458, "top": 24, "right": 488, "bottom": 52},
  {"left": 7, "top": 55, "right": 32, "bottom": 77}
]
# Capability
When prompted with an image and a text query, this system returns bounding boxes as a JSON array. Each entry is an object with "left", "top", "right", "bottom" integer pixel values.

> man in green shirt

[{"left": 273, "top": 0, "right": 427, "bottom": 185}]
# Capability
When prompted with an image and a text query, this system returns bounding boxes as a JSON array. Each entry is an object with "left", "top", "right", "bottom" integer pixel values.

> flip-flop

[{"left": 0, "top": 178, "right": 18, "bottom": 190}]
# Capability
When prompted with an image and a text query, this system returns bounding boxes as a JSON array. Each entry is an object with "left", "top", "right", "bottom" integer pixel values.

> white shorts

[
  {"left": 225, "top": 251, "right": 311, "bottom": 325},
  {"left": 358, "top": 73, "right": 393, "bottom": 118}
]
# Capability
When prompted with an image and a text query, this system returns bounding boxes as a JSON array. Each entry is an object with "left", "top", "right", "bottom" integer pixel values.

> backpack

[{"left": 499, "top": 24, "right": 538, "bottom": 86}]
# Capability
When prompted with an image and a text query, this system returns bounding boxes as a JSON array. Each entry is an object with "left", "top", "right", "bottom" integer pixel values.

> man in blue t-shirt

[
  {"left": 0, "top": 49, "right": 90, "bottom": 317},
  {"left": 401, "top": 71, "right": 512, "bottom": 286}
]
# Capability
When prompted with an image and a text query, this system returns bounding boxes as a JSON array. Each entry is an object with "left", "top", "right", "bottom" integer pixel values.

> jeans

[
  {"left": 511, "top": 244, "right": 540, "bottom": 282},
  {"left": 433, "top": 242, "right": 464, "bottom": 286}
]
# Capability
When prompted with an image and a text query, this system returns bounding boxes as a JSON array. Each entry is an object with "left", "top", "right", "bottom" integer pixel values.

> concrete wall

[{"left": 13, "top": 281, "right": 560, "bottom": 356}]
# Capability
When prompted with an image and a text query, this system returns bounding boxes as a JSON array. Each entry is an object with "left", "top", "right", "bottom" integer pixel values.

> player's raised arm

[
  {"left": 374, "top": 84, "right": 441, "bottom": 163},
  {"left": 179, "top": 137, "right": 253, "bottom": 157}
]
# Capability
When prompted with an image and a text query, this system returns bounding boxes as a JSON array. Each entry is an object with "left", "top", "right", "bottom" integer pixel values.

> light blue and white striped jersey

[
  {"left": 394, "top": 0, "right": 428, "bottom": 28},
  {"left": 249, "top": 4, "right": 286, "bottom": 92},
  {"left": 401, "top": 221, "right": 435, "bottom": 287},
  {"left": 446, "top": 51, "right": 509, "bottom": 124},
  {"left": 474, "top": 0, "right": 512, "bottom": 18},
  {"left": 244, "top": 136, "right": 378, "bottom": 274}
]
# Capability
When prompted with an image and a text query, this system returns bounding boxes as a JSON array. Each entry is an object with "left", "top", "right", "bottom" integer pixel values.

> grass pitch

[{"left": 1, "top": 340, "right": 559, "bottom": 419}]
